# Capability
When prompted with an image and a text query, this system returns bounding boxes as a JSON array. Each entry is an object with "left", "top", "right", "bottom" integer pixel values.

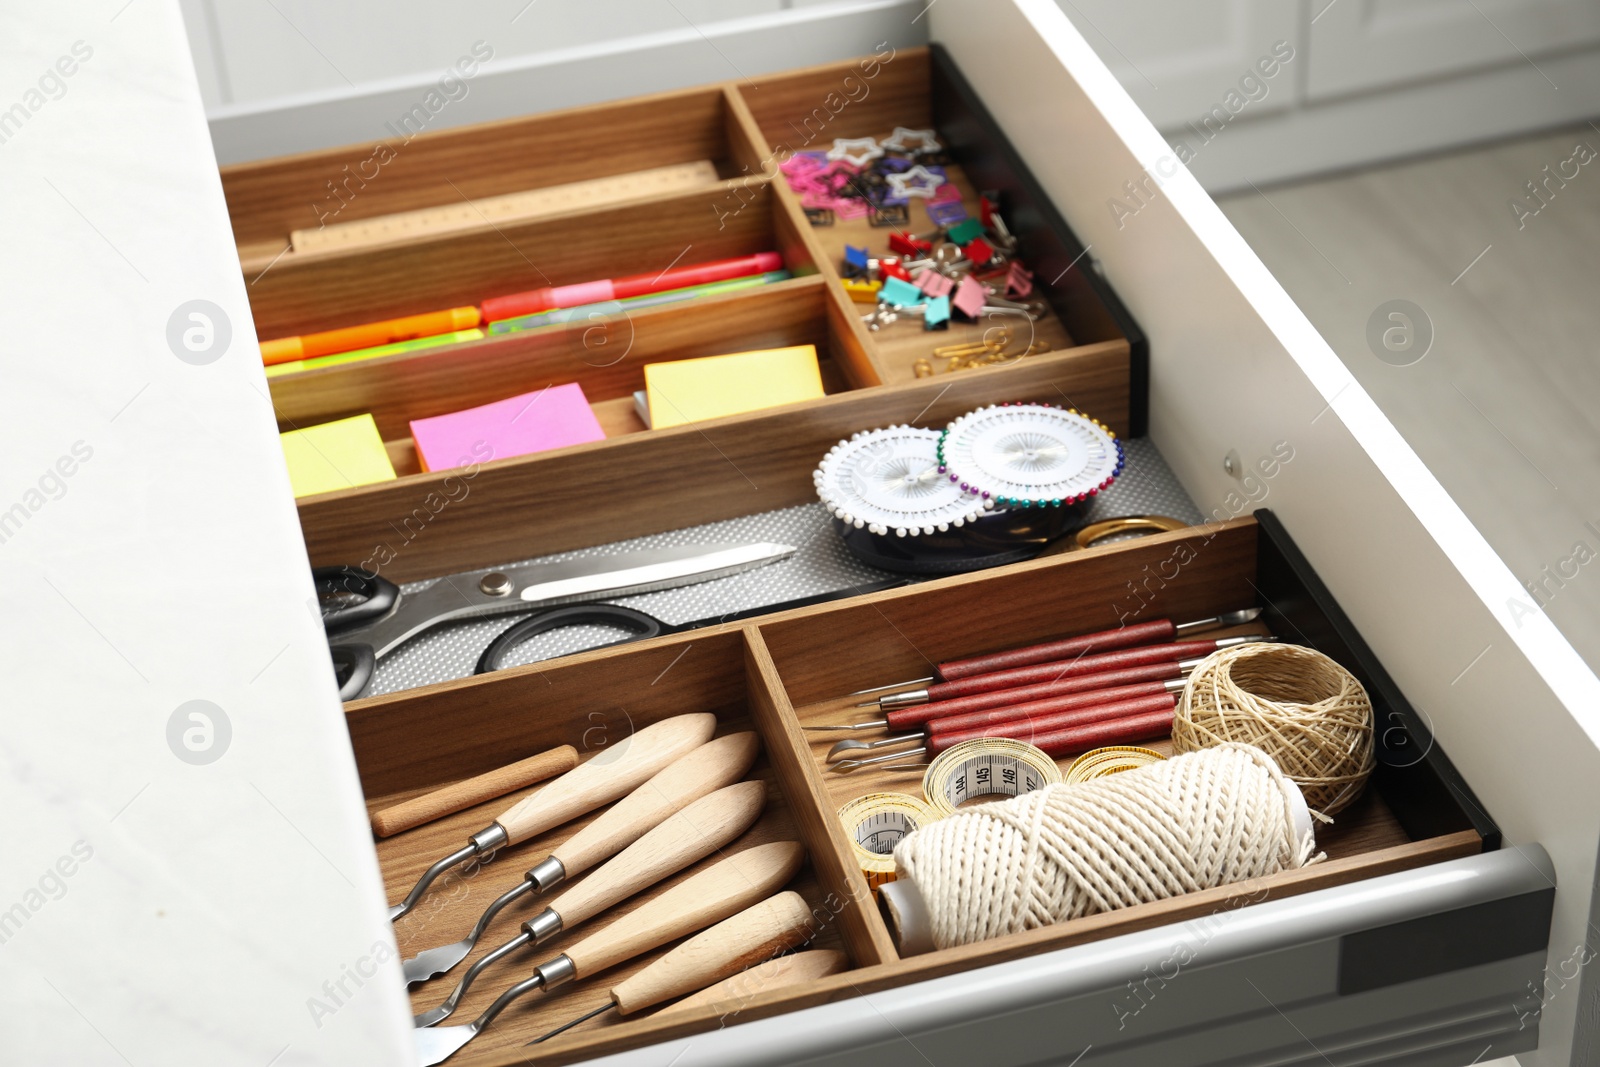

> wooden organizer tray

[
  {"left": 219, "top": 47, "right": 1144, "bottom": 572},
  {"left": 351, "top": 512, "right": 1495, "bottom": 1067}
]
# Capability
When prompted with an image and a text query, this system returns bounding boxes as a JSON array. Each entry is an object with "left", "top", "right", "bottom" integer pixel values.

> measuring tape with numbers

[
  {"left": 921, "top": 738, "right": 1062, "bottom": 818},
  {"left": 1063, "top": 746, "right": 1166, "bottom": 784},
  {"left": 837, "top": 793, "right": 935, "bottom": 891}
]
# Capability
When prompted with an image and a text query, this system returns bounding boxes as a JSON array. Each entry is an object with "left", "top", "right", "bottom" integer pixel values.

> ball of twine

[
  {"left": 1173, "top": 643, "right": 1374, "bottom": 816},
  {"left": 893, "top": 743, "right": 1315, "bottom": 949}
]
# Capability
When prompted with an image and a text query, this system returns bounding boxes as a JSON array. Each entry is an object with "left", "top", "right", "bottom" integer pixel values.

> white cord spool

[{"left": 882, "top": 743, "right": 1316, "bottom": 954}]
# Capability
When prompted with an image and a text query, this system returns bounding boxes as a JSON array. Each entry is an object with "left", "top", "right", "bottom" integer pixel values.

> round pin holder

[
  {"left": 936, "top": 402, "right": 1125, "bottom": 527},
  {"left": 813, "top": 425, "right": 1087, "bottom": 575}
]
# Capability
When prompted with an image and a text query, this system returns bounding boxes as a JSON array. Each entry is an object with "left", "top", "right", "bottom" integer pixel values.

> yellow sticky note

[
  {"left": 645, "top": 345, "right": 824, "bottom": 430},
  {"left": 280, "top": 414, "right": 397, "bottom": 498}
]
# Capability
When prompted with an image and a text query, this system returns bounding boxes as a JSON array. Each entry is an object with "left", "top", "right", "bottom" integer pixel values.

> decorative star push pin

[
  {"left": 882, "top": 126, "right": 941, "bottom": 153},
  {"left": 827, "top": 137, "right": 884, "bottom": 167},
  {"left": 887, "top": 165, "right": 945, "bottom": 200}
]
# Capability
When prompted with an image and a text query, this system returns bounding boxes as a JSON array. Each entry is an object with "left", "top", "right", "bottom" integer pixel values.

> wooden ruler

[{"left": 290, "top": 159, "right": 721, "bottom": 254}]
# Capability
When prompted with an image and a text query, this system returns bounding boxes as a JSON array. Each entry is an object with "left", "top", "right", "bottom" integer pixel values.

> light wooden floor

[{"left": 1219, "top": 123, "right": 1600, "bottom": 683}]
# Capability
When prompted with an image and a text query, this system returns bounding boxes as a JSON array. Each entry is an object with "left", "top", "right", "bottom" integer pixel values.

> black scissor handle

[
  {"left": 475, "top": 605, "right": 666, "bottom": 676},
  {"left": 331, "top": 643, "right": 376, "bottom": 701},
  {"left": 313, "top": 565, "right": 400, "bottom": 634}
]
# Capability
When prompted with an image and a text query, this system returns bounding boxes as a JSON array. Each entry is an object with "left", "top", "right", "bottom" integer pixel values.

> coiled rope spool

[
  {"left": 1174, "top": 642, "right": 1375, "bottom": 816},
  {"left": 882, "top": 743, "right": 1316, "bottom": 953}
]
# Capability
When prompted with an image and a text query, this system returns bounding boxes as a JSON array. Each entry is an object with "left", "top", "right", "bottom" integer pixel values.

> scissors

[
  {"left": 471, "top": 577, "right": 912, "bottom": 676},
  {"left": 316, "top": 541, "right": 797, "bottom": 700}
]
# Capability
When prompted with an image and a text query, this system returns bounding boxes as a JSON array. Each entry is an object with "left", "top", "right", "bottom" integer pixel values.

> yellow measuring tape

[
  {"left": 837, "top": 793, "right": 934, "bottom": 892},
  {"left": 921, "top": 738, "right": 1062, "bottom": 818},
  {"left": 1063, "top": 746, "right": 1166, "bottom": 784}
]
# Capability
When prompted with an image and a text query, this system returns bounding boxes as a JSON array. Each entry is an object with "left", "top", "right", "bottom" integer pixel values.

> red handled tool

[
  {"left": 833, "top": 699, "right": 1179, "bottom": 772},
  {"left": 824, "top": 678, "right": 1188, "bottom": 764},
  {"left": 830, "top": 635, "right": 1273, "bottom": 722},
  {"left": 812, "top": 657, "right": 1209, "bottom": 734}
]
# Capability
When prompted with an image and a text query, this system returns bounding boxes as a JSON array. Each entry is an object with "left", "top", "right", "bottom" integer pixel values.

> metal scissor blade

[
  {"left": 358, "top": 542, "right": 796, "bottom": 658},
  {"left": 518, "top": 541, "right": 796, "bottom": 607}
]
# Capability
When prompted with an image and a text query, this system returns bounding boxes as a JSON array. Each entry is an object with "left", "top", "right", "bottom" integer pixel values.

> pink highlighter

[{"left": 480, "top": 252, "right": 785, "bottom": 322}]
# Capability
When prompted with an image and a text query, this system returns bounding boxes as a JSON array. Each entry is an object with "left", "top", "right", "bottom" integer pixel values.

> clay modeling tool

[
  {"left": 824, "top": 679, "right": 1189, "bottom": 763},
  {"left": 372, "top": 746, "right": 579, "bottom": 838},
  {"left": 414, "top": 781, "right": 767, "bottom": 1026},
  {"left": 401, "top": 732, "right": 759, "bottom": 984},
  {"left": 832, "top": 690, "right": 1180, "bottom": 773},
  {"left": 526, "top": 893, "right": 816, "bottom": 1045},
  {"left": 411, "top": 840, "right": 804, "bottom": 1065},
  {"left": 840, "top": 635, "right": 1274, "bottom": 718},
  {"left": 657, "top": 948, "right": 848, "bottom": 1016},
  {"left": 835, "top": 705, "right": 1180, "bottom": 774},
  {"left": 820, "top": 659, "right": 1208, "bottom": 737},
  {"left": 823, "top": 609, "right": 1264, "bottom": 719},
  {"left": 386, "top": 713, "right": 715, "bottom": 922}
]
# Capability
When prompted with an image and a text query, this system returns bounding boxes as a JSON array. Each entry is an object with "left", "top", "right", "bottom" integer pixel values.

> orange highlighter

[{"left": 259, "top": 306, "right": 481, "bottom": 366}]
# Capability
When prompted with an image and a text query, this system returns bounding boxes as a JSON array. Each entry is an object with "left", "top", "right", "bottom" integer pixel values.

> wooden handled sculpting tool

[
  {"left": 411, "top": 840, "right": 805, "bottom": 1066},
  {"left": 843, "top": 636, "right": 1272, "bottom": 717},
  {"left": 371, "top": 746, "right": 579, "bottom": 838},
  {"left": 824, "top": 679, "right": 1188, "bottom": 763},
  {"left": 527, "top": 894, "right": 819, "bottom": 1045},
  {"left": 414, "top": 781, "right": 767, "bottom": 1027},
  {"left": 656, "top": 948, "right": 848, "bottom": 1016},
  {"left": 387, "top": 713, "right": 715, "bottom": 922},
  {"left": 835, "top": 706, "right": 1178, "bottom": 772},
  {"left": 401, "top": 732, "right": 761, "bottom": 985},
  {"left": 817, "top": 658, "right": 1211, "bottom": 733}
]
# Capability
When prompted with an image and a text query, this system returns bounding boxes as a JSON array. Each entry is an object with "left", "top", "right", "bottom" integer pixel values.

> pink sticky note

[
  {"left": 832, "top": 199, "right": 871, "bottom": 220},
  {"left": 914, "top": 268, "right": 954, "bottom": 298},
  {"left": 409, "top": 382, "right": 605, "bottom": 472},
  {"left": 952, "top": 275, "right": 987, "bottom": 319},
  {"left": 930, "top": 182, "right": 963, "bottom": 204}
]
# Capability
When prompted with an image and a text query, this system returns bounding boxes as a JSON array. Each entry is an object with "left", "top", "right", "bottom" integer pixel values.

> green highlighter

[
  {"left": 265, "top": 329, "right": 486, "bottom": 377},
  {"left": 488, "top": 270, "right": 792, "bottom": 334}
]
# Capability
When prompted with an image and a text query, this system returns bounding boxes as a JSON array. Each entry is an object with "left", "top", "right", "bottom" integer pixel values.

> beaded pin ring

[{"left": 936, "top": 402, "right": 1125, "bottom": 511}]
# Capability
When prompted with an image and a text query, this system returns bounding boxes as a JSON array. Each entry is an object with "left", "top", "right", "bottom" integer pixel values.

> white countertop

[{"left": 0, "top": 4, "right": 411, "bottom": 1064}]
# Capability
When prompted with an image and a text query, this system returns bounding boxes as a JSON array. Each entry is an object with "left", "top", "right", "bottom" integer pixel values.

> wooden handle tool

[
  {"left": 371, "top": 746, "right": 579, "bottom": 838},
  {"left": 412, "top": 781, "right": 769, "bottom": 1028},
  {"left": 399, "top": 733, "right": 760, "bottom": 987},
  {"left": 560, "top": 840, "right": 805, "bottom": 981},
  {"left": 612, "top": 893, "right": 816, "bottom": 1014},
  {"left": 552, "top": 732, "right": 760, "bottom": 877},
  {"left": 498, "top": 713, "right": 717, "bottom": 845},
  {"left": 388, "top": 713, "right": 715, "bottom": 923},
  {"left": 660, "top": 949, "right": 848, "bottom": 1015},
  {"left": 546, "top": 781, "right": 767, "bottom": 928}
]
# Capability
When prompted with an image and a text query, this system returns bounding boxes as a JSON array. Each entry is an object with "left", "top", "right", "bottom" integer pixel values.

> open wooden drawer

[
  {"left": 356, "top": 513, "right": 1550, "bottom": 1067},
  {"left": 221, "top": 41, "right": 1146, "bottom": 567},
  {"left": 201, "top": 2, "right": 1595, "bottom": 1066}
]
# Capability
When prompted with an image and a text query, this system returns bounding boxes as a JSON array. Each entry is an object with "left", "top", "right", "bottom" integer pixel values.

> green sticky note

[{"left": 280, "top": 414, "right": 397, "bottom": 498}]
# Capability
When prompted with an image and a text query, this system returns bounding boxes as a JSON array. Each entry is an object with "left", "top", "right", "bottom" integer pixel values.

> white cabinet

[
  {"left": 1051, "top": 0, "right": 1300, "bottom": 129},
  {"left": 1309, "top": 0, "right": 1600, "bottom": 100}
]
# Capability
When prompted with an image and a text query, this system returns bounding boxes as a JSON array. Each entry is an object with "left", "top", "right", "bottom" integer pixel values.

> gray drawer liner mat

[{"left": 365, "top": 436, "right": 1204, "bottom": 697}]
